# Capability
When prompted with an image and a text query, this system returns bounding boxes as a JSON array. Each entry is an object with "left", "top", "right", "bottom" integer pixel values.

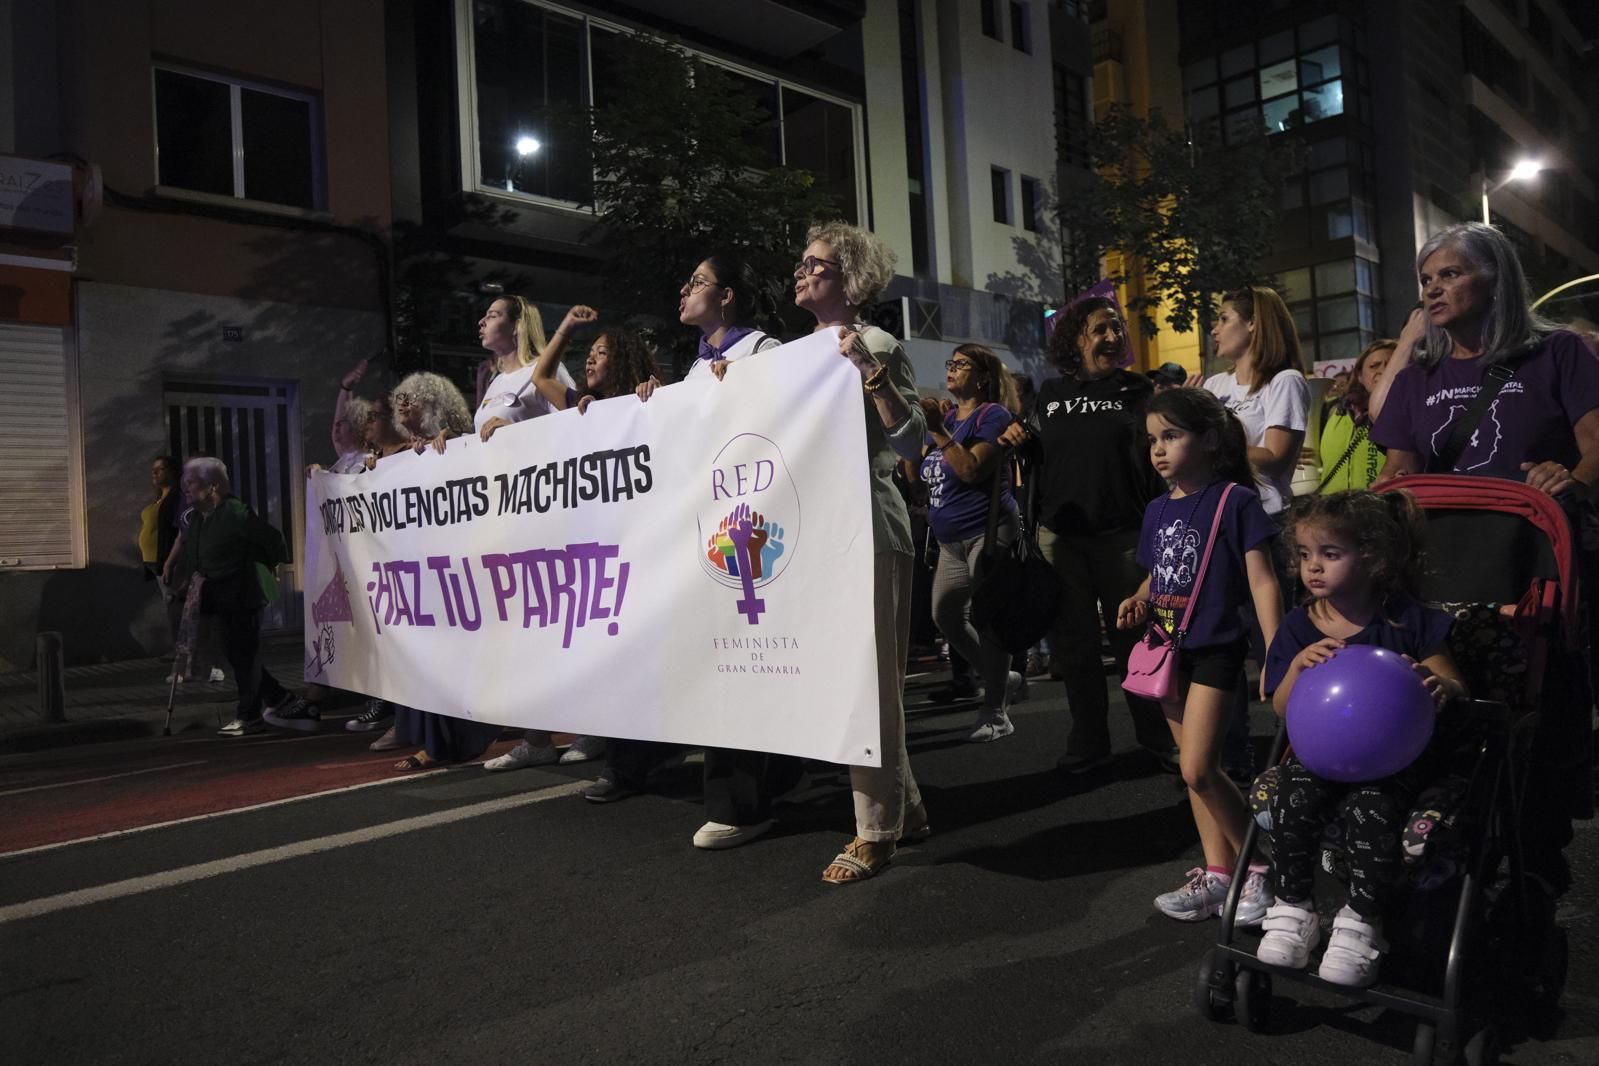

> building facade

[
  {"left": 1093, "top": 0, "right": 1598, "bottom": 378},
  {"left": 1, "top": 0, "right": 1086, "bottom": 667}
]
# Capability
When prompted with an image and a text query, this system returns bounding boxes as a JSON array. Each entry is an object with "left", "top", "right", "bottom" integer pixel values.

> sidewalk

[{"left": 0, "top": 635, "right": 314, "bottom": 753}]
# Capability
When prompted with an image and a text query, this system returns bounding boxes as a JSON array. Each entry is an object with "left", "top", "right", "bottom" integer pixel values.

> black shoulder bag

[{"left": 970, "top": 448, "right": 1065, "bottom": 654}]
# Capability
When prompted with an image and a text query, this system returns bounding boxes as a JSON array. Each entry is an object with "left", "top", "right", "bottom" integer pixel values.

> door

[{"left": 164, "top": 379, "right": 303, "bottom": 631}]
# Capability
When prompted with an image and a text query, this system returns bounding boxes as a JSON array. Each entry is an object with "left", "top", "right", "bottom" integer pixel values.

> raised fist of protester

[
  {"left": 341, "top": 357, "right": 370, "bottom": 391},
  {"left": 560, "top": 305, "right": 599, "bottom": 334}
]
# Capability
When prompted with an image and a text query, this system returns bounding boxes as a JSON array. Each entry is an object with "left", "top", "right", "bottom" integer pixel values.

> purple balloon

[{"left": 1285, "top": 645, "right": 1435, "bottom": 783}]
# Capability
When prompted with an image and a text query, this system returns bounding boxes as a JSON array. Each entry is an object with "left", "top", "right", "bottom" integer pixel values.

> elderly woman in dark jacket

[{"left": 177, "top": 457, "right": 304, "bottom": 736}]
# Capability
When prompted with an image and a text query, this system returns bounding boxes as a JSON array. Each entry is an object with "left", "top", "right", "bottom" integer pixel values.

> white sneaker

[
  {"left": 1255, "top": 902, "right": 1320, "bottom": 969},
  {"left": 966, "top": 711, "right": 1015, "bottom": 743},
  {"left": 1317, "top": 905, "right": 1386, "bottom": 987},
  {"left": 692, "top": 819, "right": 774, "bottom": 850},
  {"left": 1154, "top": 867, "right": 1229, "bottom": 921},
  {"left": 483, "top": 740, "right": 559, "bottom": 772},
  {"left": 560, "top": 735, "right": 606, "bottom": 763},
  {"left": 208, "top": 667, "right": 226, "bottom": 683},
  {"left": 1234, "top": 869, "right": 1275, "bottom": 926},
  {"left": 1004, "top": 670, "right": 1028, "bottom": 706}
]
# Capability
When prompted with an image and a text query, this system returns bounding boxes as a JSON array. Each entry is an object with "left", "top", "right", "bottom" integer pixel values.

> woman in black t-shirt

[{"left": 1000, "top": 297, "right": 1173, "bottom": 772}]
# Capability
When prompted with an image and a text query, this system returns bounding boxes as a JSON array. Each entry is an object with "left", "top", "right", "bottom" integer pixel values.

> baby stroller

[{"left": 1194, "top": 475, "right": 1582, "bottom": 1065}]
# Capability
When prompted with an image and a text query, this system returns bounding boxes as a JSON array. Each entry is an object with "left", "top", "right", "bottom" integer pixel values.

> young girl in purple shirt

[{"left": 1116, "top": 388, "right": 1283, "bottom": 922}]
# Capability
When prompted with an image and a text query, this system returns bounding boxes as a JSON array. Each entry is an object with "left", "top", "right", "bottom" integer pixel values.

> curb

[{"left": 0, "top": 702, "right": 236, "bottom": 755}]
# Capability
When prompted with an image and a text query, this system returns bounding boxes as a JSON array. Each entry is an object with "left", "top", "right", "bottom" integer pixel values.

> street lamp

[
  {"left": 515, "top": 136, "right": 541, "bottom": 157},
  {"left": 1481, "top": 159, "right": 1541, "bottom": 224}
]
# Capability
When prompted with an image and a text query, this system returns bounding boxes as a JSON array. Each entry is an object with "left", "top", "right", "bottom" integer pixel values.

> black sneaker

[
  {"left": 345, "top": 699, "right": 394, "bottom": 733},
  {"left": 584, "top": 772, "right": 639, "bottom": 804},
  {"left": 263, "top": 696, "right": 320, "bottom": 733},
  {"left": 1056, "top": 749, "right": 1115, "bottom": 775}
]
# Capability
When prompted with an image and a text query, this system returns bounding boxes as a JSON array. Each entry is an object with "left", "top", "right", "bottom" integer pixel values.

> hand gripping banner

[{"left": 303, "top": 330, "right": 882, "bottom": 765}]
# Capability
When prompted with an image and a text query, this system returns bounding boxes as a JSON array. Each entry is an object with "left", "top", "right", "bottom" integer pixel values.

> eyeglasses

[
  {"left": 681, "top": 275, "right": 724, "bottom": 295},
  {"left": 793, "top": 256, "right": 842, "bottom": 278},
  {"left": 945, "top": 359, "right": 977, "bottom": 372}
]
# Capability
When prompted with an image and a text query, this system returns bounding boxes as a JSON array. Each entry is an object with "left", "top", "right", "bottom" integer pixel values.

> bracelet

[{"left": 863, "top": 367, "right": 888, "bottom": 392}]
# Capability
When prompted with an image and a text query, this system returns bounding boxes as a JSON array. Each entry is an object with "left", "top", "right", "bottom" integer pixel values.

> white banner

[{"left": 303, "top": 330, "right": 882, "bottom": 765}]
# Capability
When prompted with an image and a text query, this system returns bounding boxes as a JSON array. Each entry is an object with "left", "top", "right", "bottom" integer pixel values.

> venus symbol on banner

[{"left": 697, "top": 433, "right": 801, "bottom": 624}]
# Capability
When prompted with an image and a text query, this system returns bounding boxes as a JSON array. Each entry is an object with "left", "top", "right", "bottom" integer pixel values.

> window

[
  {"left": 154, "top": 67, "right": 321, "bottom": 210},
  {"left": 1020, "top": 176, "right": 1041, "bottom": 232},
  {"left": 463, "top": 0, "right": 863, "bottom": 218},
  {"left": 1010, "top": 2, "right": 1031, "bottom": 53},
  {"left": 981, "top": 0, "right": 1001, "bottom": 39},
  {"left": 1461, "top": 11, "right": 1526, "bottom": 106},
  {"left": 991, "top": 167, "right": 1012, "bottom": 225},
  {"left": 1055, "top": 65, "right": 1091, "bottom": 167}
]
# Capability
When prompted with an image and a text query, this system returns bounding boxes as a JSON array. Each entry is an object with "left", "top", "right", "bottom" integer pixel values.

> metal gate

[{"left": 163, "top": 379, "right": 302, "bottom": 631}]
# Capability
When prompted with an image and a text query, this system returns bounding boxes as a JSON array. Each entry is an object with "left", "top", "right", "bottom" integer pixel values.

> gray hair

[
  {"left": 182, "top": 456, "right": 230, "bottom": 494},
  {"left": 806, "top": 221, "right": 898, "bottom": 308},
  {"left": 392, "top": 372, "right": 473, "bottom": 439},
  {"left": 1414, "top": 222, "right": 1553, "bottom": 367}
]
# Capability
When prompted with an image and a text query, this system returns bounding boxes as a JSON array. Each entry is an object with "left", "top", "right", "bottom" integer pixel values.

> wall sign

[{"left": 0, "top": 156, "right": 73, "bottom": 237}]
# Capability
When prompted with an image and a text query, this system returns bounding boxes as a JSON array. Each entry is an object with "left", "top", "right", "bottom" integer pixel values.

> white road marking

[
  {"left": 0, "top": 779, "right": 590, "bottom": 923},
  {"left": 0, "top": 767, "right": 458, "bottom": 860},
  {"left": 0, "top": 761, "right": 209, "bottom": 798}
]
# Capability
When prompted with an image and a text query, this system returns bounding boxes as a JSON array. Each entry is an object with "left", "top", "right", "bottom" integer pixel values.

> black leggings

[{"left": 1267, "top": 758, "right": 1412, "bottom": 920}]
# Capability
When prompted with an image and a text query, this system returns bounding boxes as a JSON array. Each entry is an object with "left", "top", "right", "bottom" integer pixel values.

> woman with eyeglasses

[
  {"left": 474, "top": 295, "right": 576, "bottom": 443},
  {"left": 918, "top": 344, "right": 1026, "bottom": 743},
  {"left": 389, "top": 371, "right": 474, "bottom": 454},
  {"left": 788, "top": 221, "right": 929, "bottom": 884},
  {"left": 636, "top": 251, "right": 782, "bottom": 401},
  {"left": 997, "top": 296, "right": 1175, "bottom": 774}
]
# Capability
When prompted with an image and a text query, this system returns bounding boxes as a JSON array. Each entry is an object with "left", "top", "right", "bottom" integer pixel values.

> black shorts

[{"left": 1179, "top": 639, "right": 1248, "bottom": 691}]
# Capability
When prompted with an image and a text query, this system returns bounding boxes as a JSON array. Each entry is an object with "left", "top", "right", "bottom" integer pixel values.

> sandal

[
  {"left": 821, "top": 837, "right": 895, "bottom": 884},
  {"left": 394, "top": 751, "right": 436, "bottom": 773},
  {"left": 899, "top": 803, "right": 932, "bottom": 845}
]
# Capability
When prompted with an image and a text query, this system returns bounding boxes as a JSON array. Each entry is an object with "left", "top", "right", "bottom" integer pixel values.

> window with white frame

[
  {"left": 463, "top": 0, "right": 864, "bottom": 221},
  {"left": 153, "top": 66, "right": 323, "bottom": 210}
]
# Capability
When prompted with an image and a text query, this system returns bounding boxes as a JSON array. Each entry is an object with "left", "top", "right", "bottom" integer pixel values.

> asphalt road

[{"left": 3, "top": 674, "right": 1596, "bottom": 1065}]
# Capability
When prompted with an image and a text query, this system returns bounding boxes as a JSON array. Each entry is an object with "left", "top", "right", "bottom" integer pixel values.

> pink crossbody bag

[{"left": 1122, "top": 483, "right": 1235, "bottom": 702}]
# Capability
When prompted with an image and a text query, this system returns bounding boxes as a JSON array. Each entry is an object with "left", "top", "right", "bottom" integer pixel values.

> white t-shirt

[
  {"left": 682, "top": 330, "right": 782, "bottom": 382},
  {"left": 330, "top": 450, "right": 367, "bottom": 474},
  {"left": 474, "top": 362, "right": 577, "bottom": 432},
  {"left": 1203, "top": 368, "right": 1309, "bottom": 514}
]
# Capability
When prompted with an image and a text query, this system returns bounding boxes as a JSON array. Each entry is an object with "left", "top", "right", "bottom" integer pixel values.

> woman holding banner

[
  {"left": 638, "top": 251, "right": 808, "bottom": 848},
  {"left": 487, "top": 307, "right": 668, "bottom": 794},
  {"left": 793, "top": 221, "right": 930, "bottom": 883},
  {"left": 356, "top": 376, "right": 505, "bottom": 770}
]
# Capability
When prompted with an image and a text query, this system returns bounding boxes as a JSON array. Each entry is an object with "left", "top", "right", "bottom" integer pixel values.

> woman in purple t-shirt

[
  {"left": 1371, "top": 222, "right": 1599, "bottom": 495},
  {"left": 917, "top": 343, "right": 1023, "bottom": 743}
]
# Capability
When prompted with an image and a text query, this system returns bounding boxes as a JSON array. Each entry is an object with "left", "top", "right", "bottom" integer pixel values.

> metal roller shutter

[{"left": 0, "top": 323, "right": 82, "bottom": 569}]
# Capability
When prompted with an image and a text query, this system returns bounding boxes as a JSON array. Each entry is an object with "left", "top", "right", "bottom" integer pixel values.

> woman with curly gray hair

[
  {"left": 391, "top": 371, "right": 473, "bottom": 453},
  {"left": 788, "top": 220, "right": 930, "bottom": 883}
]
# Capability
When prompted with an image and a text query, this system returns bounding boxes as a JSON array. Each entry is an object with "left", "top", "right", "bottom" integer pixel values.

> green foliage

[
  {"left": 1057, "top": 106, "right": 1298, "bottom": 339},
  {"left": 567, "top": 35, "right": 838, "bottom": 353}
]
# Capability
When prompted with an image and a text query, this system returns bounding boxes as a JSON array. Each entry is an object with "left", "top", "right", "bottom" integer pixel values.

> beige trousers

[{"left": 852, "top": 551, "right": 922, "bottom": 843}]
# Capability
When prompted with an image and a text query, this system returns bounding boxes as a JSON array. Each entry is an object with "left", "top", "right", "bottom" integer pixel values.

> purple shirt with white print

[
  {"left": 1371, "top": 330, "right": 1599, "bottom": 480},
  {"left": 920, "top": 402, "right": 1015, "bottom": 542},
  {"left": 1134, "top": 480, "right": 1276, "bottom": 649}
]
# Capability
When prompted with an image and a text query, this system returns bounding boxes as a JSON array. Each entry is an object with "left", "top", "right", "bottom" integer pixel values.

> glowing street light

[
  {"left": 1481, "top": 159, "right": 1541, "bottom": 224},
  {"left": 515, "top": 136, "right": 541, "bottom": 157}
]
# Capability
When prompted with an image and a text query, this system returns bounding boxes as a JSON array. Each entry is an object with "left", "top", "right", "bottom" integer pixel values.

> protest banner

[{"left": 303, "top": 330, "right": 883, "bottom": 765}]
